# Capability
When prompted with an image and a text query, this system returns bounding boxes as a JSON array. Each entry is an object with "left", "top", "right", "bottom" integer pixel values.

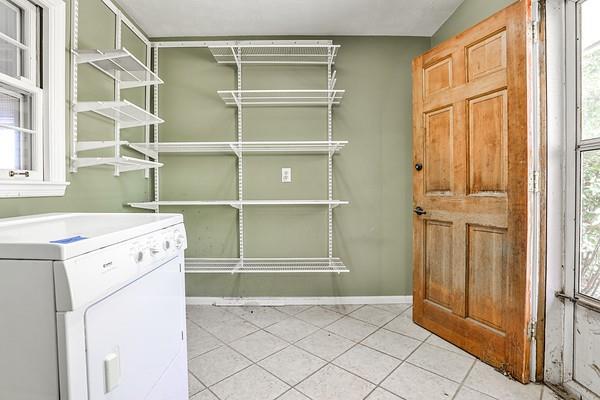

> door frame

[{"left": 544, "top": 0, "right": 600, "bottom": 398}]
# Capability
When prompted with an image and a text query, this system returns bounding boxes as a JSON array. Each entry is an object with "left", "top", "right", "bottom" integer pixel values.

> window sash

[
  {"left": 0, "top": 71, "right": 43, "bottom": 180},
  {"left": 575, "top": 0, "right": 600, "bottom": 303},
  {"left": 0, "top": 0, "right": 37, "bottom": 82}
]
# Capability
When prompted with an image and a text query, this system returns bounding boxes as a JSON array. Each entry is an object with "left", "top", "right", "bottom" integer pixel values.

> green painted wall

[
  {"left": 153, "top": 36, "right": 430, "bottom": 296},
  {"left": 0, "top": 0, "right": 511, "bottom": 298},
  {"left": 0, "top": 0, "right": 151, "bottom": 218},
  {"left": 431, "top": 0, "right": 517, "bottom": 47}
]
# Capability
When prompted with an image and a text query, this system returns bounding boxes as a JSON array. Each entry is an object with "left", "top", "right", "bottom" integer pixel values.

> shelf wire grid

[
  {"left": 209, "top": 44, "right": 340, "bottom": 65},
  {"left": 185, "top": 258, "right": 349, "bottom": 274}
]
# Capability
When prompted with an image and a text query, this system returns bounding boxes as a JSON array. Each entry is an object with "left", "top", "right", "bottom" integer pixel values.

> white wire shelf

[
  {"left": 76, "top": 48, "right": 163, "bottom": 89},
  {"left": 76, "top": 140, "right": 129, "bottom": 152},
  {"left": 72, "top": 156, "right": 163, "bottom": 172},
  {"left": 185, "top": 258, "right": 349, "bottom": 274},
  {"left": 128, "top": 141, "right": 348, "bottom": 158},
  {"left": 128, "top": 199, "right": 349, "bottom": 211},
  {"left": 218, "top": 90, "right": 345, "bottom": 107},
  {"left": 75, "top": 100, "right": 164, "bottom": 129},
  {"left": 208, "top": 43, "right": 340, "bottom": 65}
]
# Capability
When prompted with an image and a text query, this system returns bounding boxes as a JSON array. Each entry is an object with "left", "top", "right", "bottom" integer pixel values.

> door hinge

[
  {"left": 527, "top": 319, "right": 537, "bottom": 340},
  {"left": 528, "top": 171, "right": 540, "bottom": 193}
]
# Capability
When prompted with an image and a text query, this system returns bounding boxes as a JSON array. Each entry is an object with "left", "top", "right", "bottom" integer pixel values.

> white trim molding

[
  {"left": 186, "top": 296, "right": 413, "bottom": 306},
  {"left": 0, "top": 181, "right": 70, "bottom": 198}
]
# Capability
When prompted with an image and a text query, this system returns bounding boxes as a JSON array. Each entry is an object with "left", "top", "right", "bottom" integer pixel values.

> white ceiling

[{"left": 116, "top": 0, "right": 465, "bottom": 38}]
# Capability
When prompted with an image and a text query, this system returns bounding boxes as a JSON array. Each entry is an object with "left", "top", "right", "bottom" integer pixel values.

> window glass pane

[
  {"left": 580, "top": 150, "right": 600, "bottom": 300},
  {"left": 0, "top": 87, "right": 32, "bottom": 171},
  {"left": 581, "top": 0, "right": 600, "bottom": 140},
  {"left": 0, "top": 0, "right": 22, "bottom": 78}
]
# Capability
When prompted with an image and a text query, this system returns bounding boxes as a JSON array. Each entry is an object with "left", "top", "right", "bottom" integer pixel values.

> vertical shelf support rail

[
  {"left": 153, "top": 47, "right": 160, "bottom": 212},
  {"left": 327, "top": 46, "right": 334, "bottom": 264},
  {"left": 70, "top": 0, "right": 79, "bottom": 173},
  {"left": 236, "top": 46, "right": 244, "bottom": 273}
]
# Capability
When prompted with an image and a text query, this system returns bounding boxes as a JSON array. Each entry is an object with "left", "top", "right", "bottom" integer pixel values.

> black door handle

[{"left": 414, "top": 207, "right": 427, "bottom": 216}]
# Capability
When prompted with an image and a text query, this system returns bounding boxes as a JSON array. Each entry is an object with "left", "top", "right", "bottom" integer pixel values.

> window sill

[{"left": 0, "top": 181, "right": 70, "bottom": 198}]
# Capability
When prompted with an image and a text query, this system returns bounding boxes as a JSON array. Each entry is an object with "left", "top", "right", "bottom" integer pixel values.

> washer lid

[{"left": 0, "top": 213, "right": 183, "bottom": 260}]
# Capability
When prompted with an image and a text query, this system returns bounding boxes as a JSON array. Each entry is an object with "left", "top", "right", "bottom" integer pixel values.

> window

[
  {"left": 0, "top": 0, "right": 66, "bottom": 197},
  {"left": 577, "top": 0, "right": 600, "bottom": 301}
]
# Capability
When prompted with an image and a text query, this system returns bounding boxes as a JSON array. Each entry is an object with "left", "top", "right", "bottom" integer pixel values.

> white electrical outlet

[{"left": 281, "top": 167, "right": 292, "bottom": 183}]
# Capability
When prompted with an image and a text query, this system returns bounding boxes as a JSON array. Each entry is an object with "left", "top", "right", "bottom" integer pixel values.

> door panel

[
  {"left": 466, "top": 30, "right": 508, "bottom": 81},
  {"left": 466, "top": 224, "right": 507, "bottom": 331},
  {"left": 424, "top": 219, "right": 454, "bottom": 309},
  {"left": 424, "top": 57, "right": 453, "bottom": 97},
  {"left": 425, "top": 107, "right": 454, "bottom": 194},
  {"left": 467, "top": 90, "right": 508, "bottom": 195},
  {"left": 413, "top": 0, "right": 532, "bottom": 383}
]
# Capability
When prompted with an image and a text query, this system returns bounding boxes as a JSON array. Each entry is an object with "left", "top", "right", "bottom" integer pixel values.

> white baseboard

[{"left": 186, "top": 296, "right": 413, "bottom": 306}]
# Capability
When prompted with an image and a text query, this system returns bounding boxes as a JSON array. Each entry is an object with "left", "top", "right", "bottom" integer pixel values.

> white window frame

[
  {"left": 0, "top": 0, "right": 67, "bottom": 198},
  {"left": 544, "top": 1, "right": 600, "bottom": 398}
]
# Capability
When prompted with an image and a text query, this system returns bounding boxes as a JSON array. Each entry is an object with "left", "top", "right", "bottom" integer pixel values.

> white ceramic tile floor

[{"left": 186, "top": 305, "right": 558, "bottom": 400}]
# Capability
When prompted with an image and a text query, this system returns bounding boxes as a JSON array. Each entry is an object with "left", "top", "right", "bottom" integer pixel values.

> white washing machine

[{"left": 0, "top": 213, "right": 189, "bottom": 400}]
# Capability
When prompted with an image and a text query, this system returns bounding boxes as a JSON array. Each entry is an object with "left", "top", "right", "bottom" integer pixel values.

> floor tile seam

[
  {"left": 371, "top": 335, "right": 429, "bottom": 398},
  {"left": 263, "top": 322, "right": 319, "bottom": 345},
  {"left": 354, "top": 321, "right": 424, "bottom": 363},
  {"left": 421, "top": 340, "right": 477, "bottom": 360},
  {"left": 325, "top": 313, "right": 384, "bottom": 331},
  {"left": 379, "top": 325, "right": 432, "bottom": 342},
  {"left": 448, "top": 359, "right": 497, "bottom": 400},
  {"left": 370, "top": 303, "right": 412, "bottom": 314},
  {"left": 190, "top": 342, "right": 256, "bottom": 388}
]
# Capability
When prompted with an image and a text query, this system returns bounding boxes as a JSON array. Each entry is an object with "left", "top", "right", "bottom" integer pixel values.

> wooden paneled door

[{"left": 412, "top": 1, "right": 534, "bottom": 383}]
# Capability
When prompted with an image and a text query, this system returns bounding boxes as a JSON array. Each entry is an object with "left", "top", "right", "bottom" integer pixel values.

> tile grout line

[
  {"left": 188, "top": 304, "right": 461, "bottom": 400},
  {"left": 449, "top": 357, "right": 479, "bottom": 400},
  {"left": 360, "top": 326, "right": 430, "bottom": 400},
  {"left": 187, "top": 304, "right": 416, "bottom": 399},
  {"left": 192, "top": 304, "right": 423, "bottom": 400},
  {"left": 270, "top": 306, "right": 416, "bottom": 400}
]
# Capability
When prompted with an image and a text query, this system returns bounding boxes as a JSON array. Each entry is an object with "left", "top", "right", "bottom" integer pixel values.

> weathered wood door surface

[{"left": 412, "top": 0, "right": 533, "bottom": 383}]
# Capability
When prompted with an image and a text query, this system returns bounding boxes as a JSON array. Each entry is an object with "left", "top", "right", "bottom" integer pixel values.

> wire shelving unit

[
  {"left": 128, "top": 199, "right": 349, "bottom": 211},
  {"left": 131, "top": 40, "right": 349, "bottom": 274},
  {"left": 186, "top": 258, "right": 348, "bottom": 274},
  {"left": 128, "top": 141, "right": 348, "bottom": 158},
  {"left": 74, "top": 101, "right": 164, "bottom": 128},
  {"left": 75, "top": 48, "right": 163, "bottom": 88},
  {"left": 70, "top": 2, "right": 162, "bottom": 176},
  {"left": 208, "top": 42, "right": 340, "bottom": 65},
  {"left": 218, "top": 89, "right": 345, "bottom": 107}
]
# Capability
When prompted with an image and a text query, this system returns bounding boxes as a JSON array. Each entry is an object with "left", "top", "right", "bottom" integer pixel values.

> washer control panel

[
  {"left": 128, "top": 226, "right": 187, "bottom": 267},
  {"left": 54, "top": 223, "right": 187, "bottom": 311}
]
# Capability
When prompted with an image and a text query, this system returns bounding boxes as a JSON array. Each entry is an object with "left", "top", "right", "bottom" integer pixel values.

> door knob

[
  {"left": 414, "top": 207, "right": 427, "bottom": 216},
  {"left": 415, "top": 163, "right": 423, "bottom": 171}
]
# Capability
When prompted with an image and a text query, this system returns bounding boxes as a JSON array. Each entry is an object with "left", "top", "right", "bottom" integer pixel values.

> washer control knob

[
  {"left": 135, "top": 250, "right": 144, "bottom": 263},
  {"left": 163, "top": 239, "right": 172, "bottom": 251},
  {"left": 175, "top": 233, "right": 185, "bottom": 249}
]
